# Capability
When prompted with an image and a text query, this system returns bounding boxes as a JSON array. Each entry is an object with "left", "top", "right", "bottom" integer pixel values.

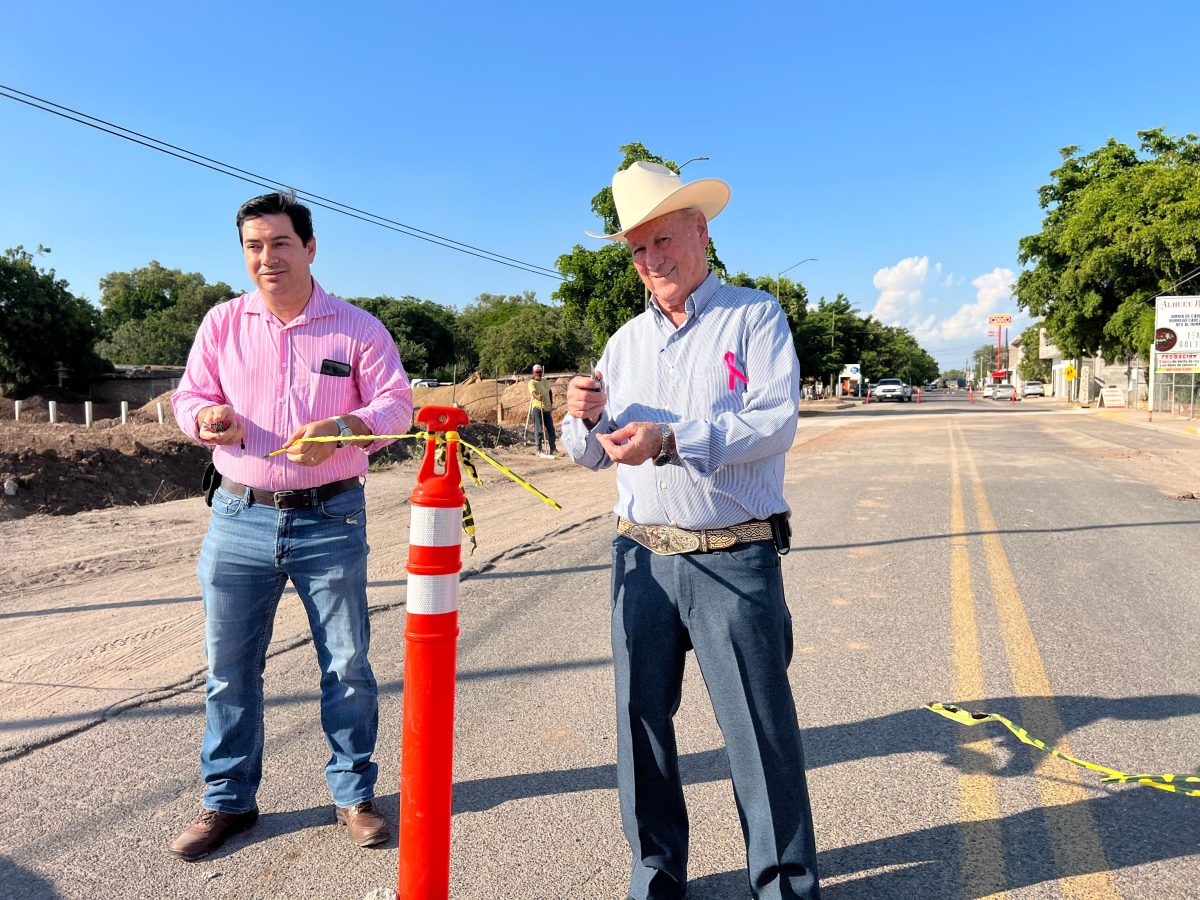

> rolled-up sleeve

[{"left": 347, "top": 320, "right": 413, "bottom": 453}]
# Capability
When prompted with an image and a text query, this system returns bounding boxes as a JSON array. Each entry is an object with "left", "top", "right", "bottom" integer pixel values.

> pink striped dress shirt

[{"left": 172, "top": 280, "right": 413, "bottom": 491}]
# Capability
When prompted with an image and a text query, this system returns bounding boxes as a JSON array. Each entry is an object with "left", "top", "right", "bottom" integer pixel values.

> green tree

[
  {"left": 346, "top": 295, "right": 458, "bottom": 378},
  {"left": 1015, "top": 129, "right": 1200, "bottom": 361},
  {"left": 794, "top": 295, "right": 873, "bottom": 385},
  {"left": 456, "top": 291, "right": 542, "bottom": 369},
  {"left": 96, "top": 265, "right": 236, "bottom": 365},
  {"left": 862, "top": 323, "right": 939, "bottom": 385},
  {"left": 1017, "top": 325, "right": 1052, "bottom": 383},
  {"left": 474, "top": 305, "right": 590, "bottom": 375},
  {"left": 555, "top": 142, "right": 727, "bottom": 353},
  {"left": 971, "top": 342, "right": 998, "bottom": 380},
  {"left": 0, "top": 246, "right": 109, "bottom": 395}
]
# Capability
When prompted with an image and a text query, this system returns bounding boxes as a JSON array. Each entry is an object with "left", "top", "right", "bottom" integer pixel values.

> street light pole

[
  {"left": 775, "top": 257, "right": 817, "bottom": 305},
  {"left": 677, "top": 156, "right": 709, "bottom": 171}
]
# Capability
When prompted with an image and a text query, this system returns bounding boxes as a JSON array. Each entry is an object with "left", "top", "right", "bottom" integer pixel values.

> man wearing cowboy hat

[{"left": 562, "top": 162, "right": 820, "bottom": 900}]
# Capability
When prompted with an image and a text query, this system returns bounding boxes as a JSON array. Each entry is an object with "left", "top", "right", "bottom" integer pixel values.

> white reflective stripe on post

[
  {"left": 120, "top": 401, "right": 129, "bottom": 424},
  {"left": 48, "top": 401, "right": 57, "bottom": 423},
  {"left": 156, "top": 402, "right": 164, "bottom": 424},
  {"left": 406, "top": 573, "right": 459, "bottom": 615},
  {"left": 13, "top": 400, "right": 20, "bottom": 421},
  {"left": 410, "top": 506, "right": 463, "bottom": 546},
  {"left": 84, "top": 401, "right": 93, "bottom": 428}
]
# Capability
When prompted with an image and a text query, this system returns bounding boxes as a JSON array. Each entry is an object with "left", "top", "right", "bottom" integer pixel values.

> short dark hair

[{"left": 236, "top": 191, "right": 314, "bottom": 245}]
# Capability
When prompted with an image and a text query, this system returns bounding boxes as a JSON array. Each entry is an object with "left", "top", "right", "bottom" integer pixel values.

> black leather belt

[{"left": 220, "top": 476, "right": 361, "bottom": 510}]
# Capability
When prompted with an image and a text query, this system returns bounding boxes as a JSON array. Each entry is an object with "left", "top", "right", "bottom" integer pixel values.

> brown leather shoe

[
  {"left": 335, "top": 800, "right": 389, "bottom": 847},
  {"left": 169, "top": 808, "right": 259, "bottom": 861}
]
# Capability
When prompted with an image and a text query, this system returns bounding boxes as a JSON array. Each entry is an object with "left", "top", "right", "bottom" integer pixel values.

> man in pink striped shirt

[{"left": 169, "top": 192, "right": 412, "bottom": 861}]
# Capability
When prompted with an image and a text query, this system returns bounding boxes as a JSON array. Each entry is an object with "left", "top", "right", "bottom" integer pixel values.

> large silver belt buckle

[{"left": 638, "top": 524, "right": 700, "bottom": 555}]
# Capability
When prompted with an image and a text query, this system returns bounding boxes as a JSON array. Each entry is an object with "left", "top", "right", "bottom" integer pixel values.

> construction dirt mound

[
  {"left": 0, "top": 384, "right": 543, "bottom": 520},
  {"left": 411, "top": 376, "right": 570, "bottom": 425}
]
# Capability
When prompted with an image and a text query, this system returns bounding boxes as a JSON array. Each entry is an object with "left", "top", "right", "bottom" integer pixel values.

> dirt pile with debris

[{"left": 0, "top": 383, "right": 548, "bottom": 520}]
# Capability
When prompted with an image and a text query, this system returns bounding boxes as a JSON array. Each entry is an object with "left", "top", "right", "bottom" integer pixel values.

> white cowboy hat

[{"left": 585, "top": 161, "right": 730, "bottom": 241}]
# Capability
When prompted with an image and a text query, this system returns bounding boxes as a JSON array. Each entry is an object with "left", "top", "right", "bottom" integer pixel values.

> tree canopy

[
  {"left": 0, "top": 246, "right": 109, "bottom": 395},
  {"left": 1015, "top": 128, "right": 1200, "bottom": 361},
  {"left": 96, "top": 262, "right": 236, "bottom": 366},
  {"left": 344, "top": 295, "right": 459, "bottom": 379},
  {"left": 1017, "top": 324, "right": 1052, "bottom": 382}
]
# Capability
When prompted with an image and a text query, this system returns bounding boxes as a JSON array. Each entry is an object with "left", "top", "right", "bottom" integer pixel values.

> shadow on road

[
  {"left": 1, "top": 854, "right": 63, "bottom": 900},
  {"left": 451, "top": 692, "right": 1200, "bottom": 811},
  {"left": 814, "top": 786, "right": 1200, "bottom": 898}
]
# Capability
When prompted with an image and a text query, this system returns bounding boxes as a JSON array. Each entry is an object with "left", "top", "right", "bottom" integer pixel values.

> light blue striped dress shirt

[{"left": 561, "top": 271, "right": 799, "bottom": 530}]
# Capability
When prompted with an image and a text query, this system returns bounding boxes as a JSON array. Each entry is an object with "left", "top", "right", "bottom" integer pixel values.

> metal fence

[{"left": 1152, "top": 372, "right": 1199, "bottom": 418}]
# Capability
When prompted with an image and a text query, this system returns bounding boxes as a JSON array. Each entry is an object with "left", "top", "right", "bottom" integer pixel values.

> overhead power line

[{"left": 0, "top": 83, "right": 564, "bottom": 281}]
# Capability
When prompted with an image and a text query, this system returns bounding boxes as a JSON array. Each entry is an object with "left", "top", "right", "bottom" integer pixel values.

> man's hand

[
  {"left": 596, "top": 421, "right": 662, "bottom": 466},
  {"left": 283, "top": 419, "right": 342, "bottom": 467},
  {"left": 198, "top": 405, "right": 245, "bottom": 446},
  {"left": 566, "top": 373, "right": 606, "bottom": 427}
]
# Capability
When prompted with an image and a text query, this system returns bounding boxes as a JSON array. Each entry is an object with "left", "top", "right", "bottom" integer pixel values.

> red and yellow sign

[{"left": 987, "top": 314, "right": 1013, "bottom": 326}]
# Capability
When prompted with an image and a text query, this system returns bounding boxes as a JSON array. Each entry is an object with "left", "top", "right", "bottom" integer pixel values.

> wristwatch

[
  {"left": 332, "top": 415, "right": 354, "bottom": 448},
  {"left": 653, "top": 423, "right": 674, "bottom": 466}
]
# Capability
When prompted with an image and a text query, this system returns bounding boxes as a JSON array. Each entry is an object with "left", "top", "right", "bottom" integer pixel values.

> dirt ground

[{"left": 0, "top": 378, "right": 569, "bottom": 520}]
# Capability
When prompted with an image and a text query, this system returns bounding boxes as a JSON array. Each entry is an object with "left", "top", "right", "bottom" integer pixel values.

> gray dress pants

[{"left": 611, "top": 534, "right": 820, "bottom": 900}]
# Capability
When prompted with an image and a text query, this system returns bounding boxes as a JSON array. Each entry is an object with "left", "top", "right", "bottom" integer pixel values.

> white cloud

[
  {"left": 870, "top": 256, "right": 930, "bottom": 323},
  {"left": 868, "top": 258, "right": 1027, "bottom": 366},
  {"left": 913, "top": 266, "right": 1023, "bottom": 348}
]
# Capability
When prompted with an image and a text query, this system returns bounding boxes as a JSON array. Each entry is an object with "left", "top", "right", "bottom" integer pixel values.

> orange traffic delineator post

[
  {"left": 865, "top": 388, "right": 872, "bottom": 404},
  {"left": 969, "top": 387, "right": 975, "bottom": 403},
  {"left": 916, "top": 387, "right": 922, "bottom": 404},
  {"left": 398, "top": 405, "right": 471, "bottom": 900}
]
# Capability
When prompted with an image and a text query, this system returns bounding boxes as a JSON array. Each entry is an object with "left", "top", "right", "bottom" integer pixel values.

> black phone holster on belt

[
  {"left": 202, "top": 461, "right": 219, "bottom": 507},
  {"left": 769, "top": 512, "right": 792, "bottom": 555}
]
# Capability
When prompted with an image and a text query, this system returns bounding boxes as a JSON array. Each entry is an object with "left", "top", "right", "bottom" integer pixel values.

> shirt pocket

[
  {"left": 308, "top": 368, "right": 360, "bottom": 420},
  {"left": 687, "top": 361, "right": 747, "bottom": 420}
]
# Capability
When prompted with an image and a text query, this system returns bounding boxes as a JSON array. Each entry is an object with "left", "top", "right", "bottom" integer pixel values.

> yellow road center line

[
  {"left": 949, "top": 428, "right": 1008, "bottom": 897},
  {"left": 958, "top": 425, "right": 1119, "bottom": 899}
]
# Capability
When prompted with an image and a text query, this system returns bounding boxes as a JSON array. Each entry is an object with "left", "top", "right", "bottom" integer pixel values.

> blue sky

[{"left": 3, "top": 1, "right": 1198, "bottom": 370}]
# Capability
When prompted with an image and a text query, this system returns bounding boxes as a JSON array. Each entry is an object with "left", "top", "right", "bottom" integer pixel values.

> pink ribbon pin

[{"left": 724, "top": 352, "right": 748, "bottom": 390}]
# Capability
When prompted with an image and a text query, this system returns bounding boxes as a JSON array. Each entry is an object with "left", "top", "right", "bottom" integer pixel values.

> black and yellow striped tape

[
  {"left": 267, "top": 432, "right": 562, "bottom": 549},
  {"left": 927, "top": 702, "right": 1200, "bottom": 798}
]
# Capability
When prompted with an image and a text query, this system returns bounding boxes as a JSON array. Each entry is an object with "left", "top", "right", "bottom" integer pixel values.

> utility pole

[{"left": 828, "top": 313, "right": 837, "bottom": 397}]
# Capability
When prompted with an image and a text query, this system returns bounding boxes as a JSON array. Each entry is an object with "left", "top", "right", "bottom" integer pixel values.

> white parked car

[
  {"left": 992, "top": 383, "right": 1017, "bottom": 401},
  {"left": 1022, "top": 380, "right": 1045, "bottom": 397},
  {"left": 872, "top": 378, "right": 913, "bottom": 402},
  {"left": 982, "top": 384, "right": 995, "bottom": 399}
]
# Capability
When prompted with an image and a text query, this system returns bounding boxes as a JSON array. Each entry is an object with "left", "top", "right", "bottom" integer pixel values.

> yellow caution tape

[
  {"left": 926, "top": 702, "right": 1200, "bottom": 798},
  {"left": 454, "top": 438, "right": 562, "bottom": 511},
  {"left": 461, "top": 493, "right": 477, "bottom": 555},
  {"left": 266, "top": 433, "right": 563, "bottom": 546}
]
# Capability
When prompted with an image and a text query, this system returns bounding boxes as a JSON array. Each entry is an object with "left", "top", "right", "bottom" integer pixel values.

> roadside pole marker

[{"left": 398, "top": 406, "right": 469, "bottom": 899}]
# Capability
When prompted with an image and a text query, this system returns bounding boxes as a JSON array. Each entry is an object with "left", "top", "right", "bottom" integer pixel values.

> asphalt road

[{"left": 2, "top": 399, "right": 1197, "bottom": 899}]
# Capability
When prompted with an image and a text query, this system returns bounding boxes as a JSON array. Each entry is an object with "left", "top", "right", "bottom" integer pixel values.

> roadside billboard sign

[
  {"left": 988, "top": 314, "right": 1013, "bottom": 326},
  {"left": 1154, "top": 296, "right": 1200, "bottom": 372}
]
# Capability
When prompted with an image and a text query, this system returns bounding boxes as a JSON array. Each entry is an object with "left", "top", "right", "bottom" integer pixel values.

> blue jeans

[
  {"left": 611, "top": 535, "right": 820, "bottom": 900},
  {"left": 533, "top": 408, "right": 556, "bottom": 453},
  {"left": 196, "top": 484, "right": 378, "bottom": 813}
]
